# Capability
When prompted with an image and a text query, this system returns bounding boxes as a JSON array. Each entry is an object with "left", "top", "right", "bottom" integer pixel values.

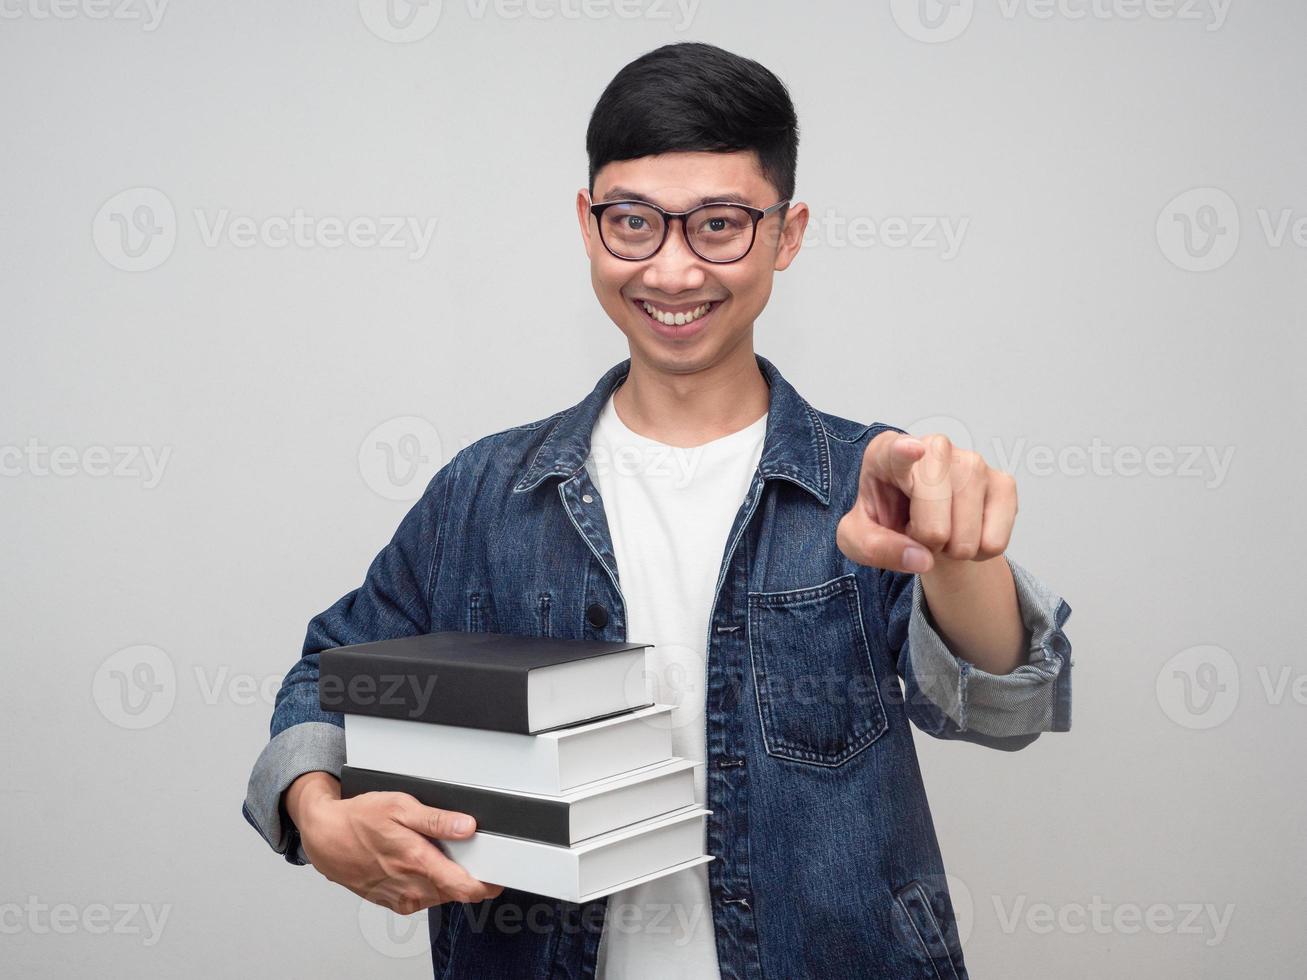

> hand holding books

[{"left": 284, "top": 770, "right": 504, "bottom": 914}]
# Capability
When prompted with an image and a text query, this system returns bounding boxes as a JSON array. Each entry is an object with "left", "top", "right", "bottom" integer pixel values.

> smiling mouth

[{"left": 633, "top": 298, "right": 718, "bottom": 327}]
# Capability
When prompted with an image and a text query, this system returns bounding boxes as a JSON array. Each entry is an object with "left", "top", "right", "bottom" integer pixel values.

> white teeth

[{"left": 640, "top": 301, "right": 712, "bottom": 326}]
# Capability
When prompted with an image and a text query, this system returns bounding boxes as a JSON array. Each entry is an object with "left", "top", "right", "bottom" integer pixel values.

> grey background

[{"left": 2, "top": 1, "right": 1303, "bottom": 976}]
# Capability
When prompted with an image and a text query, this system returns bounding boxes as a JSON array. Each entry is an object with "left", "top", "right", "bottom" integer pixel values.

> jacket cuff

[
  {"left": 907, "top": 557, "right": 1073, "bottom": 737},
  {"left": 242, "top": 721, "right": 345, "bottom": 866}
]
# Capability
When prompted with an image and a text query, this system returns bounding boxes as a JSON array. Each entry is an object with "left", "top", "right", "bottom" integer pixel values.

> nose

[{"left": 640, "top": 218, "right": 707, "bottom": 295}]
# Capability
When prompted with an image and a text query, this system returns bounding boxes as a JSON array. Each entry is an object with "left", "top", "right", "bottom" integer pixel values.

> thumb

[
  {"left": 389, "top": 796, "right": 478, "bottom": 840},
  {"left": 837, "top": 512, "right": 935, "bottom": 574}
]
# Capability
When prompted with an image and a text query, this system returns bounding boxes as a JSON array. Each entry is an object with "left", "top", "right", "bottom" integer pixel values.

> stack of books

[{"left": 318, "top": 631, "right": 713, "bottom": 903}]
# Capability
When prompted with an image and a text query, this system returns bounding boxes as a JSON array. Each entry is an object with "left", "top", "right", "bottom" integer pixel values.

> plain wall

[{"left": 2, "top": 1, "right": 1303, "bottom": 976}]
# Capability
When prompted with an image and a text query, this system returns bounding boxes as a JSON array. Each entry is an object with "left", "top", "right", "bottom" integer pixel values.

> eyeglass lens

[{"left": 598, "top": 202, "right": 756, "bottom": 261}]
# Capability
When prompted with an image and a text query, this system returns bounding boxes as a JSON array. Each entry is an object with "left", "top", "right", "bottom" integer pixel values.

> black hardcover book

[
  {"left": 319, "top": 631, "right": 652, "bottom": 734},
  {"left": 339, "top": 759, "right": 696, "bottom": 846}
]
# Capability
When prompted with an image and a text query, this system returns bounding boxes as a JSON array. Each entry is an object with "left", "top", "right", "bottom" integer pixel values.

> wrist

[
  {"left": 921, "top": 553, "right": 990, "bottom": 592},
  {"left": 285, "top": 771, "right": 341, "bottom": 836}
]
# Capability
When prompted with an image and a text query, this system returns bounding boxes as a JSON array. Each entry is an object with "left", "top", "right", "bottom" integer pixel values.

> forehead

[{"left": 593, "top": 150, "right": 774, "bottom": 209}]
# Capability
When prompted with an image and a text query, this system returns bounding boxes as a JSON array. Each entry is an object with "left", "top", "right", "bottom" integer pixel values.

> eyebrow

[{"left": 599, "top": 186, "right": 757, "bottom": 208}]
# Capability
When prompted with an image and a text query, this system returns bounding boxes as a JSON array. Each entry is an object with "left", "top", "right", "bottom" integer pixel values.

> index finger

[
  {"left": 863, "top": 430, "right": 925, "bottom": 494},
  {"left": 906, "top": 434, "right": 954, "bottom": 549}
]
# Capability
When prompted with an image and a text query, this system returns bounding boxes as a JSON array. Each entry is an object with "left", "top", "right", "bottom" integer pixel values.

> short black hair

[{"left": 586, "top": 42, "right": 799, "bottom": 203}]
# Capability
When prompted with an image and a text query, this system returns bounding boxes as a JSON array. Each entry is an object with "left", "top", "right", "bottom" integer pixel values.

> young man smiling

[{"left": 245, "top": 42, "right": 1073, "bottom": 979}]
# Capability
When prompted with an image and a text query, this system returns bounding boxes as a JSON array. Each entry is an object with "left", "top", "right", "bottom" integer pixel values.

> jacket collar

[{"left": 512, "top": 353, "right": 831, "bottom": 505}]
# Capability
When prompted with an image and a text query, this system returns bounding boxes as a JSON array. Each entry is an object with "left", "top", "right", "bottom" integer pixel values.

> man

[{"left": 244, "top": 42, "right": 1072, "bottom": 979}]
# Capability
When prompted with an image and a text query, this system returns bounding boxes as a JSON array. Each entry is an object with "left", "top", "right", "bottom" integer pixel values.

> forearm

[{"left": 919, "top": 554, "right": 1025, "bottom": 675}]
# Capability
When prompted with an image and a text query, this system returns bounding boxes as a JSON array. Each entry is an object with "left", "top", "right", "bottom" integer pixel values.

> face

[{"left": 576, "top": 150, "right": 808, "bottom": 378}]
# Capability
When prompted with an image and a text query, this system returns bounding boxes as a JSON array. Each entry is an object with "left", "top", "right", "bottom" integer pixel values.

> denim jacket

[{"left": 244, "top": 353, "right": 1073, "bottom": 980}]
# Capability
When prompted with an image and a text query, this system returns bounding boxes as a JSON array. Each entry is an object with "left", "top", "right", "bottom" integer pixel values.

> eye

[
  {"left": 695, "top": 213, "right": 746, "bottom": 236},
  {"left": 624, "top": 216, "right": 646, "bottom": 231}
]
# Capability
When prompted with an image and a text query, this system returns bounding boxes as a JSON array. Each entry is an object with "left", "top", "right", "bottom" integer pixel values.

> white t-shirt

[{"left": 584, "top": 387, "right": 768, "bottom": 980}]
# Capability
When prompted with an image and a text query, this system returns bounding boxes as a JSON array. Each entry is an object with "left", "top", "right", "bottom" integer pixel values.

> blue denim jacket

[{"left": 244, "top": 353, "right": 1073, "bottom": 979}]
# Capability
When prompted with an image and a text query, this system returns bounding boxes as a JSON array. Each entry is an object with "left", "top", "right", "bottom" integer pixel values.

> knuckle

[
  {"left": 447, "top": 883, "right": 477, "bottom": 904},
  {"left": 433, "top": 808, "right": 469, "bottom": 838},
  {"left": 944, "top": 538, "right": 979, "bottom": 560},
  {"left": 425, "top": 809, "right": 447, "bottom": 837},
  {"left": 956, "top": 451, "right": 984, "bottom": 478},
  {"left": 914, "top": 523, "right": 949, "bottom": 548},
  {"left": 924, "top": 433, "right": 952, "bottom": 456},
  {"left": 401, "top": 845, "right": 431, "bottom": 872}
]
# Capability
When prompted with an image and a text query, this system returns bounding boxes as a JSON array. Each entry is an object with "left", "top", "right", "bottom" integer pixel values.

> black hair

[{"left": 585, "top": 42, "right": 799, "bottom": 203}]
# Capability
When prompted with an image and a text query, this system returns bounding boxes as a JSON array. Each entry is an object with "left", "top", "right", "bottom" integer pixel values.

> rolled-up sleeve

[
  {"left": 242, "top": 722, "right": 346, "bottom": 865},
  {"left": 242, "top": 450, "right": 461, "bottom": 863},
  {"left": 885, "top": 557, "right": 1073, "bottom": 750}
]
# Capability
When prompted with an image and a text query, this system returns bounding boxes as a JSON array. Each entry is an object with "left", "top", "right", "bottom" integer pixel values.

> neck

[{"left": 613, "top": 341, "right": 769, "bottom": 448}]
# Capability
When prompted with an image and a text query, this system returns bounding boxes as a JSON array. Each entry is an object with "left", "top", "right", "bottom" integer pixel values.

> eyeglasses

[{"left": 589, "top": 197, "right": 790, "bottom": 264}]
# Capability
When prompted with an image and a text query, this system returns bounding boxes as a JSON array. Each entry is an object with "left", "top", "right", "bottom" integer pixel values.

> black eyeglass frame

[{"left": 588, "top": 197, "right": 790, "bottom": 264}]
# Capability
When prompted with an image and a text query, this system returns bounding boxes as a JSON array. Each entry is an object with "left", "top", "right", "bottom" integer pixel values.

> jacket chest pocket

[{"left": 747, "top": 574, "right": 888, "bottom": 766}]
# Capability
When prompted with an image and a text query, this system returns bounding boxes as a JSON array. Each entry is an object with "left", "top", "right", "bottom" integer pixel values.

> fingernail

[
  {"left": 903, "top": 546, "right": 932, "bottom": 573},
  {"left": 453, "top": 815, "right": 473, "bottom": 834}
]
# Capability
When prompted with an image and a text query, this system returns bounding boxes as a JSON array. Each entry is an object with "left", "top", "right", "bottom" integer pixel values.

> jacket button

[{"left": 586, "top": 602, "right": 609, "bottom": 629}]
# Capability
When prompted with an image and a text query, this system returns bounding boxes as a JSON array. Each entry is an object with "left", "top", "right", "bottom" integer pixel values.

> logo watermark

[
  {"left": 1158, "top": 644, "right": 1307, "bottom": 729},
  {"left": 623, "top": 643, "right": 706, "bottom": 735},
  {"left": 802, "top": 209, "right": 970, "bottom": 260},
  {"left": 586, "top": 439, "right": 706, "bottom": 491},
  {"left": 0, "top": 898, "right": 171, "bottom": 946},
  {"left": 358, "top": 0, "right": 443, "bottom": 41},
  {"left": 904, "top": 416, "right": 1236, "bottom": 489},
  {"left": 0, "top": 0, "right": 170, "bottom": 30},
  {"left": 993, "top": 894, "right": 1233, "bottom": 946},
  {"left": 358, "top": 416, "right": 444, "bottom": 502},
  {"left": 93, "top": 187, "right": 176, "bottom": 272},
  {"left": 0, "top": 440, "right": 172, "bottom": 488},
  {"left": 92, "top": 645, "right": 177, "bottom": 730},
  {"left": 1156, "top": 645, "right": 1238, "bottom": 729},
  {"left": 1157, "top": 187, "right": 1307, "bottom": 272},
  {"left": 193, "top": 209, "right": 437, "bottom": 260},
  {"left": 94, "top": 187, "right": 440, "bottom": 270},
  {"left": 320, "top": 672, "right": 441, "bottom": 718},
  {"left": 359, "top": 0, "right": 698, "bottom": 41},
  {"left": 597, "top": 899, "right": 709, "bottom": 946},
  {"left": 93, "top": 645, "right": 288, "bottom": 729},
  {"left": 891, "top": 0, "right": 975, "bottom": 43},
  {"left": 359, "top": 901, "right": 430, "bottom": 958},
  {"left": 892, "top": 0, "right": 1230, "bottom": 43},
  {"left": 990, "top": 438, "right": 1235, "bottom": 489},
  {"left": 1156, "top": 187, "right": 1240, "bottom": 272}
]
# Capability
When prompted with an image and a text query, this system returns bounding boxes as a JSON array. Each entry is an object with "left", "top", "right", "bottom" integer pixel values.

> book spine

[
  {"left": 319, "top": 650, "right": 531, "bottom": 733},
  {"left": 340, "top": 765, "right": 572, "bottom": 845}
]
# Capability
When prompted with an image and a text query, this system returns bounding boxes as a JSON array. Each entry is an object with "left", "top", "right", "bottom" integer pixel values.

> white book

[
  {"left": 540, "top": 759, "right": 697, "bottom": 843},
  {"left": 345, "top": 703, "right": 675, "bottom": 795},
  {"left": 441, "top": 805, "right": 713, "bottom": 903}
]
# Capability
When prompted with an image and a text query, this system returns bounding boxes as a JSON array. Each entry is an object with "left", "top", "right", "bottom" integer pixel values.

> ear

[
  {"left": 576, "top": 189, "right": 595, "bottom": 259},
  {"left": 772, "top": 201, "right": 809, "bottom": 272}
]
